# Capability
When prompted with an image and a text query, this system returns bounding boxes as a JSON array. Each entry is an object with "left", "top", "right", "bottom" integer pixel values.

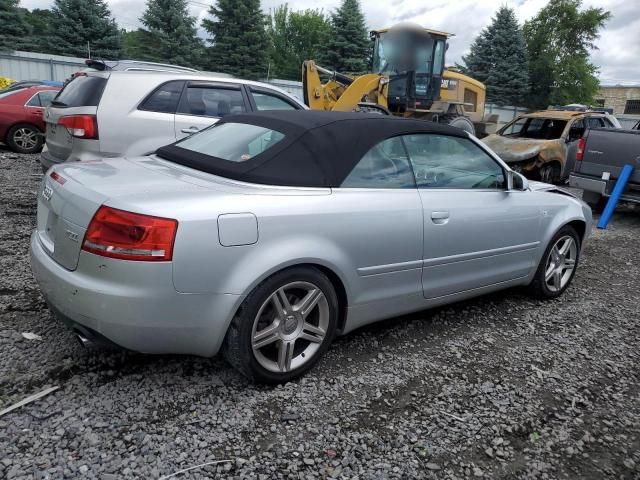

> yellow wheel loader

[{"left": 302, "top": 24, "right": 487, "bottom": 135}]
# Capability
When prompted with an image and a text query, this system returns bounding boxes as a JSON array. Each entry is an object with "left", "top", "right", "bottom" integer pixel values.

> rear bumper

[
  {"left": 40, "top": 148, "right": 63, "bottom": 172},
  {"left": 30, "top": 232, "right": 244, "bottom": 357},
  {"left": 569, "top": 174, "right": 607, "bottom": 195}
]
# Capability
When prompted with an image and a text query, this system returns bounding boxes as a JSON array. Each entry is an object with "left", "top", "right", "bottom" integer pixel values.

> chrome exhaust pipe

[{"left": 74, "top": 331, "right": 92, "bottom": 347}]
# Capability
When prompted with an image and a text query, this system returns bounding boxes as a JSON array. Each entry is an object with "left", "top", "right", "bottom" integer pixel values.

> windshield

[
  {"left": 175, "top": 122, "right": 285, "bottom": 162},
  {"left": 501, "top": 117, "right": 568, "bottom": 140},
  {"left": 373, "top": 30, "right": 435, "bottom": 75}
]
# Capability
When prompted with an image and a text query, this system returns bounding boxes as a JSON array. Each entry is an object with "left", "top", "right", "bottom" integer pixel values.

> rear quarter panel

[
  {"left": 164, "top": 189, "right": 423, "bottom": 305},
  {"left": 96, "top": 76, "right": 177, "bottom": 157}
]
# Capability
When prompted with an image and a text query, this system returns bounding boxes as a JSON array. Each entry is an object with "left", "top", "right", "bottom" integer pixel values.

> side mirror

[{"left": 507, "top": 170, "right": 528, "bottom": 191}]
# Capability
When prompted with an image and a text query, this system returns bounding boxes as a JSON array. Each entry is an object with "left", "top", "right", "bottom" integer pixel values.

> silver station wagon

[{"left": 30, "top": 111, "right": 592, "bottom": 383}]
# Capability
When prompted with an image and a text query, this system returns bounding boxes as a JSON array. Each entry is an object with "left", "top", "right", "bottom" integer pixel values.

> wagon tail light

[
  {"left": 576, "top": 137, "right": 587, "bottom": 161},
  {"left": 58, "top": 115, "right": 98, "bottom": 139},
  {"left": 82, "top": 206, "right": 178, "bottom": 261}
]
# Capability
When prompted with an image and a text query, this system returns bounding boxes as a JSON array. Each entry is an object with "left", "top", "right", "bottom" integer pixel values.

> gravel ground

[{"left": 1, "top": 149, "right": 639, "bottom": 480}]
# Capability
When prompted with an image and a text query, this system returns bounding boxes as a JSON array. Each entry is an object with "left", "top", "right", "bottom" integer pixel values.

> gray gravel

[{"left": 1, "top": 149, "right": 639, "bottom": 479}]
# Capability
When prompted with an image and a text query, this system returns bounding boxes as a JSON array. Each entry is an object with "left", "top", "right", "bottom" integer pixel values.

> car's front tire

[
  {"left": 7, "top": 124, "right": 44, "bottom": 154},
  {"left": 528, "top": 225, "right": 580, "bottom": 299},
  {"left": 539, "top": 163, "right": 561, "bottom": 184},
  {"left": 223, "top": 266, "right": 339, "bottom": 383}
]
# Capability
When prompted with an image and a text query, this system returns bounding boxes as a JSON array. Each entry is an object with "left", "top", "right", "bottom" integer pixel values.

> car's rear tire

[
  {"left": 222, "top": 266, "right": 339, "bottom": 383},
  {"left": 527, "top": 225, "right": 580, "bottom": 299},
  {"left": 6, "top": 124, "right": 44, "bottom": 154}
]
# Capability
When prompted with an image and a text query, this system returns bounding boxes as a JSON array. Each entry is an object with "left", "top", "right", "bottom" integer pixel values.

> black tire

[
  {"left": 527, "top": 225, "right": 581, "bottom": 299},
  {"left": 222, "top": 266, "right": 339, "bottom": 384},
  {"left": 6, "top": 123, "right": 44, "bottom": 154},
  {"left": 538, "top": 163, "right": 561, "bottom": 185}
]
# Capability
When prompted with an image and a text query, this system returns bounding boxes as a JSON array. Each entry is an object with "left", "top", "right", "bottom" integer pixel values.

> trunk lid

[
  {"left": 44, "top": 73, "right": 108, "bottom": 161},
  {"left": 36, "top": 157, "right": 210, "bottom": 271}
]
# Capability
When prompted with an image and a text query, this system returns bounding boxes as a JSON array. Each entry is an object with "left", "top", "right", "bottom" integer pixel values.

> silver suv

[{"left": 40, "top": 71, "right": 306, "bottom": 170}]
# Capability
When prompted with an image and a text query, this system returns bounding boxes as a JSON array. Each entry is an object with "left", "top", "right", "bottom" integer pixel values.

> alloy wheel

[
  {"left": 251, "top": 281, "right": 329, "bottom": 373},
  {"left": 13, "top": 128, "right": 38, "bottom": 150},
  {"left": 544, "top": 235, "right": 577, "bottom": 292}
]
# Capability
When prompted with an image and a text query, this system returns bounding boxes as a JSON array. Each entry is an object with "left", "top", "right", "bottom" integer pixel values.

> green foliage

[
  {"left": 121, "top": 29, "right": 155, "bottom": 61},
  {"left": 461, "top": 6, "right": 529, "bottom": 106},
  {"left": 0, "top": 0, "right": 31, "bottom": 52},
  {"left": 139, "top": 0, "right": 204, "bottom": 68},
  {"left": 321, "top": 0, "right": 369, "bottom": 74},
  {"left": 21, "top": 8, "right": 57, "bottom": 54},
  {"left": 49, "top": 0, "right": 122, "bottom": 59},
  {"left": 523, "top": 0, "right": 610, "bottom": 108},
  {"left": 266, "top": 4, "right": 331, "bottom": 80},
  {"left": 203, "top": 0, "right": 269, "bottom": 80}
]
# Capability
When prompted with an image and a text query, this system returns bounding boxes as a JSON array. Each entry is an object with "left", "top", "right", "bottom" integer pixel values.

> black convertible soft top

[{"left": 156, "top": 110, "right": 468, "bottom": 188}]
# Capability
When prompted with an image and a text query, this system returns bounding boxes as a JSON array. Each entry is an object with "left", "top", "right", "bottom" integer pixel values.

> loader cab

[{"left": 371, "top": 25, "right": 449, "bottom": 113}]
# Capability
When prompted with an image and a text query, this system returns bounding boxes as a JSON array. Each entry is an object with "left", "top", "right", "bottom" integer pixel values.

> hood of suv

[{"left": 483, "top": 134, "right": 562, "bottom": 163}]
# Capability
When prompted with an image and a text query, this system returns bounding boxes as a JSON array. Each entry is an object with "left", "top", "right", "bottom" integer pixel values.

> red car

[{"left": 0, "top": 85, "right": 60, "bottom": 154}]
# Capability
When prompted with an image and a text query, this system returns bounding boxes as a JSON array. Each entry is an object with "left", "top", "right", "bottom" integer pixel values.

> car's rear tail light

[
  {"left": 58, "top": 115, "right": 98, "bottom": 139},
  {"left": 82, "top": 206, "right": 178, "bottom": 261},
  {"left": 576, "top": 137, "right": 586, "bottom": 161},
  {"left": 49, "top": 171, "right": 66, "bottom": 185}
]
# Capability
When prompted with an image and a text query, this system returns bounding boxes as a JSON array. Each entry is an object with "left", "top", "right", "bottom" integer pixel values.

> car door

[
  {"left": 402, "top": 133, "right": 542, "bottom": 299},
  {"left": 24, "top": 91, "right": 49, "bottom": 127},
  {"left": 331, "top": 136, "right": 424, "bottom": 309},
  {"left": 174, "top": 82, "right": 249, "bottom": 140}
]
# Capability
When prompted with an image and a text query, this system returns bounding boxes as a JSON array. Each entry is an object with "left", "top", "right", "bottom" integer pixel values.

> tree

[
  {"left": 21, "top": 8, "right": 57, "bottom": 54},
  {"left": 202, "top": 0, "right": 269, "bottom": 80},
  {"left": 523, "top": 0, "right": 610, "bottom": 108},
  {"left": 266, "top": 4, "right": 330, "bottom": 80},
  {"left": 461, "top": 6, "right": 529, "bottom": 106},
  {"left": 140, "top": 0, "right": 204, "bottom": 68},
  {"left": 321, "top": 0, "right": 369, "bottom": 74},
  {"left": 49, "top": 0, "right": 122, "bottom": 59},
  {"left": 0, "top": 0, "right": 31, "bottom": 52}
]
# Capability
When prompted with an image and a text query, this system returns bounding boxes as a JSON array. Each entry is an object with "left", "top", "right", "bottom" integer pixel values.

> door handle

[
  {"left": 431, "top": 211, "right": 450, "bottom": 224},
  {"left": 181, "top": 126, "right": 200, "bottom": 134}
]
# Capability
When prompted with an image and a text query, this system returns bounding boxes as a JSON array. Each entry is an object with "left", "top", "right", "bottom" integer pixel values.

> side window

[
  {"left": 341, "top": 136, "right": 416, "bottom": 189},
  {"left": 139, "top": 81, "right": 185, "bottom": 114},
  {"left": 403, "top": 134, "right": 505, "bottom": 189},
  {"left": 178, "top": 86, "right": 246, "bottom": 118},
  {"left": 501, "top": 118, "right": 526, "bottom": 136},
  {"left": 568, "top": 119, "right": 585, "bottom": 141},
  {"left": 602, "top": 117, "right": 615, "bottom": 128},
  {"left": 587, "top": 117, "right": 604, "bottom": 128},
  {"left": 251, "top": 90, "right": 299, "bottom": 111},
  {"left": 38, "top": 91, "right": 58, "bottom": 107},
  {"left": 26, "top": 93, "right": 41, "bottom": 107}
]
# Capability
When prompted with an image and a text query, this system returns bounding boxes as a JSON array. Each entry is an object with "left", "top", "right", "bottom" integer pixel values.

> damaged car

[
  {"left": 482, "top": 110, "right": 620, "bottom": 184},
  {"left": 30, "top": 111, "right": 592, "bottom": 383}
]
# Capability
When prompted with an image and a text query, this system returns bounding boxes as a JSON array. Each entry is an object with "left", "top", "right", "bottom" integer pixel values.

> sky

[{"left": 20, "top": 0, "right": 640, "bottom": 85}]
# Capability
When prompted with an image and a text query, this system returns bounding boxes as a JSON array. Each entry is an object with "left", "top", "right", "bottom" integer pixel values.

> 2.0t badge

[{"left": 42, "top": 184, "right": 53, "bottom": 201}]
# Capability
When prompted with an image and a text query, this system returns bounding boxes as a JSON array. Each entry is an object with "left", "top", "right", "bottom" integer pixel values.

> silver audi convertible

[{"left": 31, "top": 111, "right": 592, "bottom": 383}]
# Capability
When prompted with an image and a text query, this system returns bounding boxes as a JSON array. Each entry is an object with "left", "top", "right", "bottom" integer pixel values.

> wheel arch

[{"left": 565, "top": 219, "right": 587, "bottom": 244}]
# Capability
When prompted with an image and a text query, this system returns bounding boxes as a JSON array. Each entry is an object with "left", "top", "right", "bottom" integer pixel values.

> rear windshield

[
  {"left": 53, "top": 75, "right": 107, "bottom": 107},
  {"left": 501, "top": 117, "right": 568, "bottom": 140},
  {"left": 174, "top": 122, "right": 285, "bottom": 162}
]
